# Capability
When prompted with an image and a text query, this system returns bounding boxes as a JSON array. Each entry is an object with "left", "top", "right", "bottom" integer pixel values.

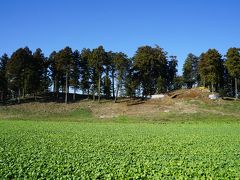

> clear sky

[{"left": 1, "top": 0, "right": 240, "bottom": 74}]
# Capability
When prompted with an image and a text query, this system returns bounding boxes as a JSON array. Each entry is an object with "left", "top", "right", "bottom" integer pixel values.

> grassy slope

[
  {"left": 0, "top": 121, "right": 240, "bottom": 179},
  {"left": 1, "top": 99, "right": 240, "bottom": 123},
  {"left": 1, "top": 99, "right": 240, "bottom": 178}
]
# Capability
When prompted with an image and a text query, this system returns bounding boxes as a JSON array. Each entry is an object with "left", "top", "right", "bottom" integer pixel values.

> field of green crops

[{"left": 0, "top": 120, "right": 240, "bottom": 179}]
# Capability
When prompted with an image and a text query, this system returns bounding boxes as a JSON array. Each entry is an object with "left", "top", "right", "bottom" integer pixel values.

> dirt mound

[
  {"left": 32, "top": 89, "right": 210, "bottom": 118},
  {"left": 3, "top": 88, "right": 231, "bottom": 121},
  {"left": 168, "top": 88, "right": 210, "bottom": 100}
]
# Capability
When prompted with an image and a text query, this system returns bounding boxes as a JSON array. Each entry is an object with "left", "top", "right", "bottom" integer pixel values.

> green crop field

[{"left": 1, "top": 120, "right": 240, "bottom": 179}]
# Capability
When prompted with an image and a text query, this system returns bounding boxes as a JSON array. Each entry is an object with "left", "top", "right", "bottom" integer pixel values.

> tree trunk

[
  {"left": 92, "top": 89, "right": 95, "bottom": 101},
  {"left": 18, "top": 88, "right": 21, "bottom": 103},
  {"left": 54, "top": 78, "right": 57, "bottom": 99},
  {"left": 23, "top": 82, "right": 25, "bottom": 99},
  {"left": 115, "top": 83, "right": 119, "bottom": 103},
  {"left": 73, "top": 87, "right": 76, "bottom": 101},
  {"left": 92, "top": 84, "right": 95, "bottom": 101},
  {"left": 98, "top": 74, "right": 101, "bottom": 102},
  {"left": 211, "top": 81, "right": 214, "bottom": 93},
  {"left": 65, "top": 71, "right": 68, "bottom": 104},
  {"left": 235, "top": 78, "right": 238, "bottom": 99},
  {"left": 56, "top": 85, "right": 59, "bottom": 100},
  {"left": 54, "top": 78, "right": 57, "bottom": 93},
  {"left": 112, "top": 71, "right": 115, "bottom": 98}
]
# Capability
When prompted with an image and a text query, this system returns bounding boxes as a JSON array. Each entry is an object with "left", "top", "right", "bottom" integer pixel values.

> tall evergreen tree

[
  {"left": 225, "top": 48, "right": 240, "bottom": 99},
  {"left": 80, "top": 48, "right": 91, "bottom": 96},
  {"left": 71, "top": 50, "right": 80, "bottom": 101},
  {"left": 125, "top": 58, "right": 138, "bottom": 97},
  {"left": 32, "top": 48, "right": 49, "bottom": 98},
  {"left": 90, "top": 46, "right": 107, "bottom": 102},
  {"left": 199, "top": 49, "right": 224, "bottom": 92},
  {"left": 183, "top": 53, "right": 199, "bottom": 88},
  {"left": 49, "top": 51, "right": 60, "bottom": 99},
  {"left": 134, "top": 45, "right": 168, "bottom": 96},
  {"left": 57, "top": 47, "right": 73, "bottom": 103},
  {"left": 0, "top": 54, "right": 9, "bottom": 101},
  {"left": 6, "top": 47, "right": 33, "bottom": 102},
  {"left": 107, "top": 51, "right": 116, "bottom": 98},
  {"left": 42, "top": 56, "right": 51, "bottom": 93},
  {"left": 167, "top": 56, "right": 178, "bottom": 91},
  {"left": 103, "top": 52, "right": 112, "bottom": 99},
  {"left": 113, "top": 52, "right": 129, "bottom": 102}
]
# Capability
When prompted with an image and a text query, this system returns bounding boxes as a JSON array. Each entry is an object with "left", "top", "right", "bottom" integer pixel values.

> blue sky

[{"left": 1, "top": 0, "right": 240, "bottom": 74}]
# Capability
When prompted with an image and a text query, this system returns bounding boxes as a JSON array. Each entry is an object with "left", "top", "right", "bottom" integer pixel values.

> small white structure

[
  {"left": 151, "top": 94, "right": 165, "bottom": 99},
  {"left": 209, "top": 93, "right": 220, "bottom": 100}
]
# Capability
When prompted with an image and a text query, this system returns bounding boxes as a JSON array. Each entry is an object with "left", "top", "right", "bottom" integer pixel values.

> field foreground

[{"left": 0, "top": 121, "right": 240, "bottom": 179}]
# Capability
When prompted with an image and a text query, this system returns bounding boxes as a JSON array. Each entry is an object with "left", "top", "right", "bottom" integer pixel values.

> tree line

[
  {"left": 183, "top": 48, "right": 240, "bottom": 98},
  {"left": 0, "top": 45, "right": 239, "bottom": 103},
  {"left": 0, "top": 45, "right": 178, "bottom": 103}
]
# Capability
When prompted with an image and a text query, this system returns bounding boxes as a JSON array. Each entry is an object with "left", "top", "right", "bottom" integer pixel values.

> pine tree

[
  {"left": 0, "top": 54, "right": 9, "bottom": 101},
  {"left": 80, "top": 48, "right": 91, "bottom": 96},
  {"left": 6, "top": 47, "right": 33, "bottom": 102},
  {"left": 125, "top": 58, "right": 138, "bottom": 97},
  {"left": 57, "top": 47, "right": 73, "bottom": 103},
  {"left": 133, "top": 45, "right": 168, "bottom": 96},
  {"left": 167, "top": 56, "right": 178, "bottom": 91},
  {"left": 71, "top": 50, "right": 80, "bottom": 101},
  {"left": 183, "top": 53, "right": 199, "bottom": 88},
  {"left": 103, "top": 52, "right": 112, "bottom": 99},
  {"left": 199, "top": 49, "right": 224, "bottom": 92},
  {"left": 90, "top": 46, "right": 107, "bottom": 102},
  {"left": 113, "top": 52, "right": 129, "bottom": 102},
  {"left": 225, "top": 48, "right": 240, "bottom": 99},
  {"left": 49, "top": 51, "right": 60, "bottom": 99},
  {"left": 107, "top": 51, "right": 115, "bottom": 98},
  {"left": 32, "top": 48, "right": 48, "bottom": 98}
]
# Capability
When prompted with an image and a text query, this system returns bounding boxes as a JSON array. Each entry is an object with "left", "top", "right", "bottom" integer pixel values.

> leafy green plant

[{"left": 0, "top": 121, "right": 240, "bottom": 179}]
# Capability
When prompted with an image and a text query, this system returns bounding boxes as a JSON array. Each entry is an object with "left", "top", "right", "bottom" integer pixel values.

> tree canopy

[
  {"left": 183, "top": 53, "right": 199, "bottom": 88},
  {"left": 0, "top": 45, "right": 239, "bottom": 103}
]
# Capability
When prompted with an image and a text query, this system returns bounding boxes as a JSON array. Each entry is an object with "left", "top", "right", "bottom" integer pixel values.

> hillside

[
  {"left": 1, "top": 89, "right": 240, "bottom": 179},
  {"left": 1, "top": 89, "right": 240, "bottom": 123}
]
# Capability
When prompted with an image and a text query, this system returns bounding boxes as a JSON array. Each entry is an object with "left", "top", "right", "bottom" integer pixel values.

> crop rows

[{"left": 0, "top": 121, "right": 240, "bottom": 179}]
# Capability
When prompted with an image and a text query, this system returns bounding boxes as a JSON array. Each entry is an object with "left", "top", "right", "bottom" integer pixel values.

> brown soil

[{"left": 3, "top": 88, "right": 238, "bottom": 119}]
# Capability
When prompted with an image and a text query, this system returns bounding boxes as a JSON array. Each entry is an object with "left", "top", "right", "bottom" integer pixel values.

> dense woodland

[{"left": 0, "top": 45, "right": 240, "bottom": 103}]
